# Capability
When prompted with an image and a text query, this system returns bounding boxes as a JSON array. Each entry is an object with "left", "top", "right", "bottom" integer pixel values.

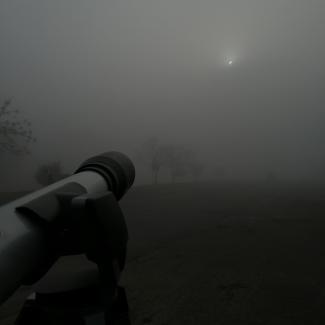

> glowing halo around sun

[
  {"left": 218, "top": 53, "right": 239, "bottom": 68},
  {"left": 226, "top": 58, "right": 234, "bottom": 66}
]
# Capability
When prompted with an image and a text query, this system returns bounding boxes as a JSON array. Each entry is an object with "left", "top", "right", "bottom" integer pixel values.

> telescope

[{"left": 0, "top": 151, "right": 135, "bottom": 324}]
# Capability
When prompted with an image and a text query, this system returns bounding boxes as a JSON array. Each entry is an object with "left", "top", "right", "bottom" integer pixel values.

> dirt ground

[{"left": 1, "top": 182, "right": 325, "bottom": 324}]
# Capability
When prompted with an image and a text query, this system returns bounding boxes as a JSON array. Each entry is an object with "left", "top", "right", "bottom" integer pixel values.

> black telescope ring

[{"left": 75, "top": 151, "right": 135, "bottom": 200}]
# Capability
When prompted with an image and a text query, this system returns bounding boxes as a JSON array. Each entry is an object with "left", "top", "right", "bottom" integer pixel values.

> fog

[{"left": 1, "top": 0, "right": 325, "bottom": 189}]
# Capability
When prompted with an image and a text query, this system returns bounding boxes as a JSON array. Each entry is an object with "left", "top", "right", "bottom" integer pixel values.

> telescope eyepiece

[{"left": 75, "top": 151, "right": 135, "bottom": 200}]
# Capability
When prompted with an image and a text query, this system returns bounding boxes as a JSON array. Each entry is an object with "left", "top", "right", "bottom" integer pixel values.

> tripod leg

[{"left": 105, "top": 286, "right": 130, "bottom": 325}]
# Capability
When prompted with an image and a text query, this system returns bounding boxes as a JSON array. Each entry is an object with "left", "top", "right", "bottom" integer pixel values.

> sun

[{"left": 226, "top": 58, "right": 234, "bottom": 66}]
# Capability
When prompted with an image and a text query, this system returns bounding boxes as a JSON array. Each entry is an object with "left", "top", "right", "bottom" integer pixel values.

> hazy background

[{"left": 1, "top": 0, "right": 325, "bottom": 190}]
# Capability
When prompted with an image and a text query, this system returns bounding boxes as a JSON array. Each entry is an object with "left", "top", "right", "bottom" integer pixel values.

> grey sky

[{"left": 1, "top": 0, "right": 325, "bottom": 188}]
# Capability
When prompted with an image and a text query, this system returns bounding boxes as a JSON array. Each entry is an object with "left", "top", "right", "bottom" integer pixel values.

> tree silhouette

[
  {"left": 137, "top": 137, "right": 163, "bottom": 184},
  {"left": 35, "top": 161, "right": 68, "bottom": 186},
  {"left": 137, "top": 139, "right": 184, "bottom": 184},
  {"left": 163, "top": 145, "right": 191, "bottom": 183},
  {"left": 137, "top": 138, "right": 205, "bottom": 184},
  {"left": 0, "top": 99, "right": 35, "bottom": 155},
  {"left": 188, "top": 161, "right": 205, "bottom": 181}
]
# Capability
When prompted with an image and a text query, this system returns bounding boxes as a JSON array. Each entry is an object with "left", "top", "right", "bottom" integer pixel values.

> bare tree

[
  {"left": 188, "top": 161, "right": 205, "bottom": 181},
  {"left": 137, "top": 138, "right": 204, "bottom": 184},
  {"left": 0, "top": 99, "right": 35, "bottom": 155},
  {"left": 165, "top": 145, "right": 191, "bottom": 183},
  {"left": 151, "top": 151, "right": 163, "bottom": 184},
  {"left": 35, "top": 161, "right": 68, "bottom": 186},
  {"left": 166, "top": 147, "right": 205, "bottom": 183},
  {"left": 137, "top": 137, "right": 164, "bottom": 184}
]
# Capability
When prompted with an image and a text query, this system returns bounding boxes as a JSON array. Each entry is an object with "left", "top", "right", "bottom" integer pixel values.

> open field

[{"left": 1, "top": 182, "right": 325, "bottom": 324}]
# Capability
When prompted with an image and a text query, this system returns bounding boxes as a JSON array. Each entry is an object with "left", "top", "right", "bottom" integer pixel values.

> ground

[{"left": 1, "top": 182, "right": 325, "bottom": 324}]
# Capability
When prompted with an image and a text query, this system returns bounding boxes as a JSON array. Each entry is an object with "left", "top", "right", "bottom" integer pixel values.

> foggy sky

[{"left": 1, "top": 0, "right": 325, "bottom": 189}]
